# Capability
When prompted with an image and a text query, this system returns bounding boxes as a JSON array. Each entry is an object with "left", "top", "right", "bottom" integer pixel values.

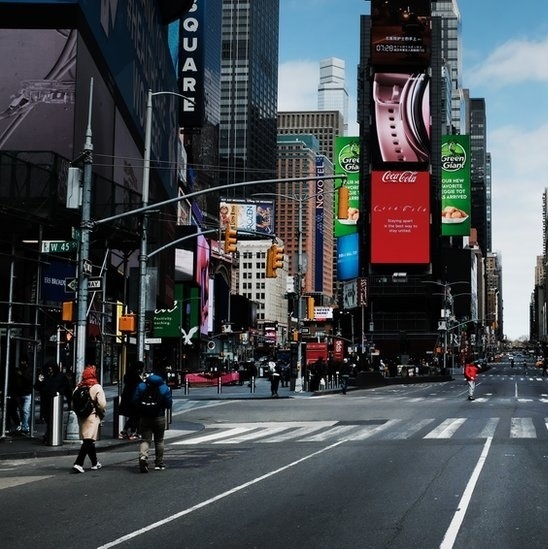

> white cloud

[{"left": 467, "top": 36, "right": 548, "bottom": 88}]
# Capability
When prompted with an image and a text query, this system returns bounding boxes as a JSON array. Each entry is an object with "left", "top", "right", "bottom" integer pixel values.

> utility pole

[{"left": 74, "top": 78, "right": 94, "bottom": 382}]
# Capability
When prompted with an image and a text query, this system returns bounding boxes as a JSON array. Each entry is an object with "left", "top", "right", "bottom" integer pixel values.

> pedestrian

[
  {"left": 270, "top": 363, "right": 281, "bottom": 397},
  {"left": 35, "top": 361, "right": 72, "bottom": 443},
  {"left": 72, "top": 364, "right": 107, "bottom": 473},
  {"left": 9, "top": 356, "right": 33, "bottom": 435},
  {"left": 464, "top": 359, "right": 481, "bottom": 401},
  {"left": 340, "top": 358, "right": 351, "bottom": 395},
  {"left": 133, "top": 366, "right": 172, "bottom": 473},
  {"left": 118, "top": 361, "right": 143, "bottom": 440}
]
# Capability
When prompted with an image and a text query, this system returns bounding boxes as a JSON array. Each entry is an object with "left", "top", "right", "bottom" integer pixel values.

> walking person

[
  {"left": 72, "top": 364, "right": 107, "bottom": 473},
  {"left": 464, "top": 359, "right": 481, "bottom": 401},
  {"left": 133, "top": 366, "right": 172, "bottom": 473},
  {"left": 119, "top": 361, "right": 143, "bottom": 440},
  {"left": 10, "top": 356, "right": 33, "bottom": 435},
  {"left": 270, "top": 363, "right": 281, "bottom": 397}
]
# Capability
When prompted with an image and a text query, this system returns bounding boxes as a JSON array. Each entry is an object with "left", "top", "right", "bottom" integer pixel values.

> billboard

[
  {"left": 334, "top": 136, "right": 360, "bottom": 238},
  {"left": 314, "top": 155, "right": 325, "bottom": 291},
  {"left": 371, "top": 170, "right": 430, "bottom": 264},
  {"left": 219, "top": 198, "right": 275, "bottom": 235},
  {"left": 372, "top": 71, "right": 430, "bottom": 166},
  {"left": 370, "top": 0, "right": 432, "bottom": 68},
  {"left": 337, "top": 233, "right": 360, "bottom": 281},
  {"left": 441, "top": 135, "right": 471, "bottom": 236}
]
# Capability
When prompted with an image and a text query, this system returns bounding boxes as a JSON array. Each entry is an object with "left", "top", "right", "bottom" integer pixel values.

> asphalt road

[{"left": 2, "top": 354, "right": 548, "bottom": 549}]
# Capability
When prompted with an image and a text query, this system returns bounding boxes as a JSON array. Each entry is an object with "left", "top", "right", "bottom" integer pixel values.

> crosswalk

[{"left": 171, "top": 417, "right": 548, "bottom": 446}]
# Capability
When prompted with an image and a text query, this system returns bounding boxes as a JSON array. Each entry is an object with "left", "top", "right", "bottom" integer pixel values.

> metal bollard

[
  {"left": 165, "top": 407, "right": 172, "bottom": 430},
  {"left": 249, "top": 376, "right": 256, "bottom": 394},
  {"left": 112, "top": 396, "right": 124, "bottom": 439},
  {"left": 184, "top": 377, "right": 189, "bottom": 395},
  {"left": 47, "top": 393, "right": 64, "bottom": 446}
]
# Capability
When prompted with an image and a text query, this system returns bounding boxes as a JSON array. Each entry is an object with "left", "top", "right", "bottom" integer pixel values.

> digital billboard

[
  {"left": 441, "top": 135, "right": 471, "bottom": 236},
  {"left": 334, "top": 136, "right": 360, "bottom": 238},
  {"left": 371, "top": 0, "right": 432, "bottom": 68},
  {"left": 314, "top": 155, "right": 325, "bottom": 291},
  {"left": 219, "top": 199, "right": 275, "bottom": 235},
  {"left": 371, "top": 170, "right": 430, "bottom": 264},
  {"left": 372, "top": 71, "right": 430, "bottom": 166},
  {"left": 337, "top": 233, "right": 359, "bottom": 281}
]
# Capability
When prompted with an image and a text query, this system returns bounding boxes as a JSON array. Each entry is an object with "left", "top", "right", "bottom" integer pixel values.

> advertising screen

[
  {"left": 371, "top": 0, "right": 432, "bottom": 68},
  {"left": 337, "top": 233, "right": 359, "bottom": 280},
  {"left": 441, "top": 135, "right": 471, "bottom": 236},
  {"left": 371, "top": 170, "right": 430, "bottom": 264},
  {"left": 196, "top": 232, "right": 210, "bottom": 336},
  {"left": 334, "top": 137, "right": 360, "bottom": 237},
  {"left": 372, "top": 71, "right": 430, "bottom": 166}
]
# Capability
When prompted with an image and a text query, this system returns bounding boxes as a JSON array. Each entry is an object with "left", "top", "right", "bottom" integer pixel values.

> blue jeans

[
  {"left": 16, "top": 394, "right": 32, "bottom": 431},
  {"left": 139, "top": 416, "right": 166, "bottom": 466}
]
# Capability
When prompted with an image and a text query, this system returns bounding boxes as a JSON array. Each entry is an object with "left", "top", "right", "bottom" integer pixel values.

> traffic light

[
  {"left": 266, "top": 243, "right": 284, "bottom": 278},
  {"left": 306, "top": 296, "right": 315, "bottom": 320},
  {"left": 224, "top": 227, "right": 238, "bottom": 254},
  {"left": 337, "top": 185, "right": 349, "bottom": 219}
]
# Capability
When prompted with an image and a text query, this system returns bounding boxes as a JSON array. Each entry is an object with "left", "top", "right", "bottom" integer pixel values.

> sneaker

[
  {"left": 154, "top": 464, "right": 166, "bottom": 471},
  {"left": 468, "top": 396, "right": 475, "bottom": 401},
  {"left": 139, "top": 459, "right": 149, "bottom": 473},
  {"left": 91, "top": 463, "right": 102, "bottom": 470},
  {"left": 118, "top": 432, "right": 127, "bottom": 440},
  {"left": 72, "top": 464, "right": 85, "bottom": 474}
]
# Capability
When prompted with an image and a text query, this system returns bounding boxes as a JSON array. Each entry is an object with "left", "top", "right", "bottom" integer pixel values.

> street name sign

[
  {"left": 41, "top": 240, "right": 78, "bottom": 253},
  {"left": 65, "top": 277, "right": 103, "bottom": 292}
]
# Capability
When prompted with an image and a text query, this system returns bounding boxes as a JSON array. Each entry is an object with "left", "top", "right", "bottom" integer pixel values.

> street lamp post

[{"left": 137, "top": 89, "right": 195, "bottom": 365}]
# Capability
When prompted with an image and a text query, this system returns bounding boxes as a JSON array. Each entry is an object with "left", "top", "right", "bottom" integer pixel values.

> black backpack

[
  {"left": 138, "top": 383, "right": 161, "bottom": 416},
  {"left": 72, "top": 386, "right": 94, "bottom": 419}
]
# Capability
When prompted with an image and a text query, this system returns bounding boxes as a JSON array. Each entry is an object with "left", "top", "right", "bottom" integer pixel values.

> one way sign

[{"left": 65, "top": 277, "right": 103, "bottom": 293}]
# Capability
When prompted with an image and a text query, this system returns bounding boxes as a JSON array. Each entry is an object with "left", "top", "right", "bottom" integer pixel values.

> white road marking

[{"left": 424, "top": 418, "right": 466, "bottom": 439}]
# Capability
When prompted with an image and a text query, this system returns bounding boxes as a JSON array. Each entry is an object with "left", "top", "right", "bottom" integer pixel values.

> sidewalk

[{"left": 0, "top": 377, "right": 302, "bottom": 461}]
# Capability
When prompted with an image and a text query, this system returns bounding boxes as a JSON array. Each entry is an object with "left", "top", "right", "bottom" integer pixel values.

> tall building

[
  {"left": 317, "top": 57, "right": 349, "bottom": 134},
  {"left": 277, "top": 111, "right": 345, "bottom": 163},
  {"left": 467, "top": 97, "right": 490, "bottom": 255},
  {"left": 220, "top": 0, "right": 279, "bottom": 196},
  {"left": 276, "top": 135, "right": 335, "bottom": 302},
  {"left": 432, "top": 0, "right": 463, "bottom": 134}
]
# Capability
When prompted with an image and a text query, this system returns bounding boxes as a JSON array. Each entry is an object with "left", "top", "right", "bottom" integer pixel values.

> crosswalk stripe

[
  {"left": 170, "top": 417, "right": 548, "bottom": 446},
  {"left": 424, "top": 418, "right": 467, "bottom": 439},
  {"left": 510, "top": 417, "right": 536, "bottom": 438}
]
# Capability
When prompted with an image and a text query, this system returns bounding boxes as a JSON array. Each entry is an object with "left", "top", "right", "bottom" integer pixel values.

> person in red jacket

[{"left": 464, "top": 360, "right": 481, "bottom": 401}]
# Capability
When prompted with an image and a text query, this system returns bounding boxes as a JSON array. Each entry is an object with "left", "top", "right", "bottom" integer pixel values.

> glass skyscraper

[{"left": 220, "top": 0, "right": 280, "bottom": 196}]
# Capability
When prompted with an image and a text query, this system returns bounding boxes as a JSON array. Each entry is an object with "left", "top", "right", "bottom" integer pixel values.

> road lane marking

[
  {"left": 439, "top": 436, "right": 493, "bottom": 549},
  {"left": 97, "top": 439, "right": 347, "bottom": 549},
  {"left": 510, "top": 417, "right": 536, "bottom": 438},
  {"left": 424, "top": 418, "right": 466, "bottom": 439}
]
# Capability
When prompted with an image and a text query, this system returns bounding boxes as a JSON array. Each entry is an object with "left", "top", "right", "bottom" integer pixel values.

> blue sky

[{"left": 278, "top": 0, "right": 548, "bottom": 340}]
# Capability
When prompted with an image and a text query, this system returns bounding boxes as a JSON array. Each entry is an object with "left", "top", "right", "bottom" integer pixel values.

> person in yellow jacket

[{"left": 72, "top": 365, "right": 107, "bottom": 473}]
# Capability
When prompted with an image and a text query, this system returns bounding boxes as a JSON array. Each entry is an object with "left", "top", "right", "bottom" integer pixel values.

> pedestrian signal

[{"left": 224, "top": 227, "right": 238, "bottom": 254}]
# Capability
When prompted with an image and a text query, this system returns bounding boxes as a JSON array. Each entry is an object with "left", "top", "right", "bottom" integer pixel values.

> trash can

[{"left": 47, "top": 392, "right": 64, "bottom": 446}]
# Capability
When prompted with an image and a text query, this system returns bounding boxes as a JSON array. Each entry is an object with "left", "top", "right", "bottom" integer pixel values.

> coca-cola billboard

[{"left": 371, "top": 170, "right": 430, "bottom": 264}]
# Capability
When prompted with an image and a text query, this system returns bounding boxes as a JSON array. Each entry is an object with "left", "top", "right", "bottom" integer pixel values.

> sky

[{"left": 278, "top": 0, "right": 548, "bottom": 341}]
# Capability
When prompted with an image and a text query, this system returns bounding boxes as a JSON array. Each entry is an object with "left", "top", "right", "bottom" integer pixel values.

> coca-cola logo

[
  {"left": 373, "top": 204, "right": 428, "bottom": 213},
  {"left": 381, "top": 171, "right": 418, "bottom": 183}
]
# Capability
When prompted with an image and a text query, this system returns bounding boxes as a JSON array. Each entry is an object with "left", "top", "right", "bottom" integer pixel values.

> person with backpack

[
  {"left": 132, "top": 366, "right": 172, "bottom": 473},
  {"left": 118, "top": 361, "right": 143, "bottom": 440},
  {"left": 71, "top": 364, "right": 107, "bottom": 473}
]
